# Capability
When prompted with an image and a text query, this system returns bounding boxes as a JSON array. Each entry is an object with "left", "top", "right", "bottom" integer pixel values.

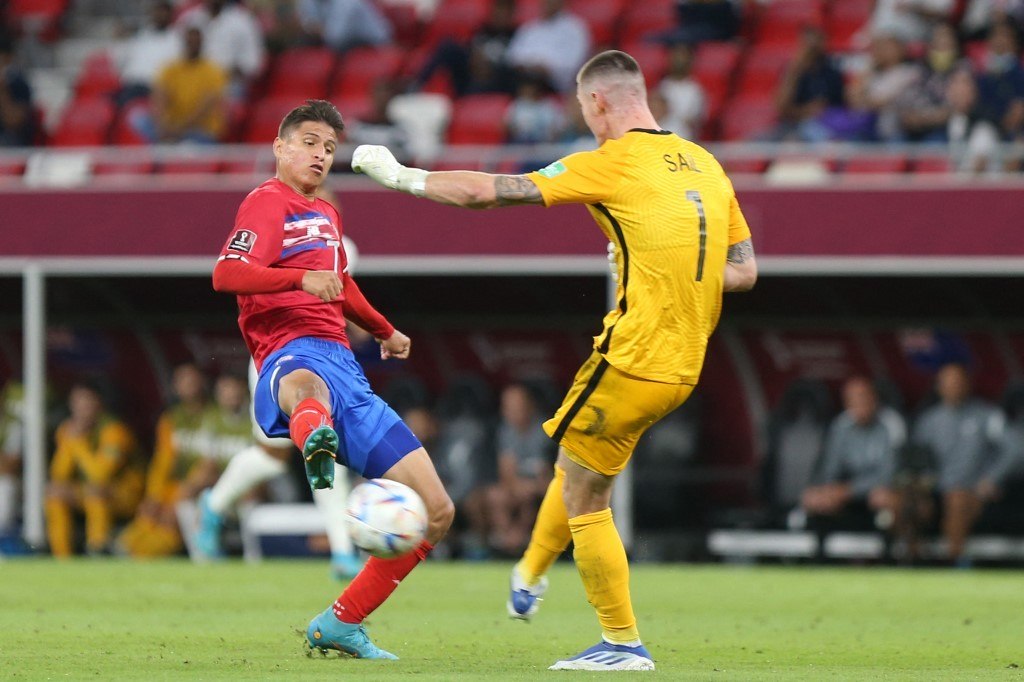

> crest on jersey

[
  {"left": 537, "top": 161, "right": 567, "bottom": 178},
  {"left": 229, "top": 229, "right": 257, "bottom": 253}
]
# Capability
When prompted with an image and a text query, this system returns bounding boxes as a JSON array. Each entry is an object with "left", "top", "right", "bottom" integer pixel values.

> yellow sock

[
  {"left": 83, "top": 495, "right": 113, "bottom": 552},
  {"left": 569, "top": 507, "right": 640, "bottom": 645},
  {"left": 45, "top": 497, "right": 74, "bottom": 558},
  {"left": 520, "top": 466, "right": 571, "bottom": 584}
]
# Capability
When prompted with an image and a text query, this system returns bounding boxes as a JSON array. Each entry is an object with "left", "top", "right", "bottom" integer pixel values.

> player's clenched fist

[
  {"left": 351, "top": 145, "right": 428, "bottom": 197},
  {"left": 302, "top": 270, "right": 343, "bottom": 302},
  {"left": 379, "top": 329, "right": 411, "bottom": 360}
]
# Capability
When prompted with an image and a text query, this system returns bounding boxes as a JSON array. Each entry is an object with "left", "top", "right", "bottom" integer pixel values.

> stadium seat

[
  {"left": 842, "top": 155, "right": 910, "bottom": 174},
  {"left": 514, "top": 0, "right": 543, "bottom": 25},
  {"left": 754, "top": 0, "right": 824, "bottom": 46},
  {"left": 619, "top": 0, "right": 676, "bottom": 46},
  {"left": 719, "top": 95, "right": 776, "bottom": 141},
  {"left": 0, "top": 159, "right": 26, "bottom": 177},
  {"left": 242, "top": 97, "right": 302, "bottom": 143},
  {"left": 264, "top": 47, "right": 336, "bottom": 99},
  {"left": 334, "top": 93, "right": 375, "bottom": 123},
  {"left": 74, "top": 51, "right": 121, "bottom": 99},
  {"left": 623, "top": 42, "right": 668, "bottom": 87},
  {"left": 422, "top": 0, "right": 489, "bottom": 47},
  {"left": 158, "top": 158, "right": 223, "bottom": 175},
  {"left": 92, "top": 155, "right": 156, "bottom": 177},
  {"left": 721, "top": 156, "right": 770, "bottom": 174},
  {"left": 568, "top": 0, "right": 624, "bottom": 46},
  {"left": 7, "top": 0, "right": 69, "bottom": 41},
  {"left": 826, "top": 0, "right": 873, "bottom": 51},
  {"left": 109, "top": 100, "right": 151, "bottom": 146},
  {"left": 378, "top": 2, "right": 421, "bottom": 47},
  {"left": 50, "top": 98, "right": 115, "bottom": 147},
  {"left": 332, "top": 46, "right": 405, "bottom": 98},
  {"left": 446, "top": 93, "right": 511, "bottom": 144},
  {"left": 912, "top": 156, "right": 953, "bottom": 173},
  {"left": 734, "top": 44, "right": 794, "bottom": 96}
]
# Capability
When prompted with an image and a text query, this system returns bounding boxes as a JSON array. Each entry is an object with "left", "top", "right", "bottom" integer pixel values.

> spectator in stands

[
  {"left": 897, "top": 23, "right": 966, "bottom": 141},
  {"left": 771, "top": 26, "right": 845, "bottom": 143},
  {"left": 662, "top": 0, "right": 741, "bottom": 45},
  {"left": 657, "top": 42, "right": 706, "bottom": 140},
  {"left": 0, "top": 381, "right": 23, "bottom": 536},
  {"left": 118, "top": 363, "right": 212, "bottom": 558},
  {"left": 411, "top": 0, "right": 517, "bottom": 97},
  {"left": 801, "top": 377, "right": 905, "bottom": 536},
  {"left": 114, "top": 1, "right": 181, "bottom": 105},
  {"left": 846, "top": 32, "right": 920, "bottom": 141},
  {"left": 199, "top": 373, "right": 255, "bottom": 465},
  {"left": 483, "top": 384, "right": 555, "bottom": 556},
  {"left": 347, "top": 78, "right": 409, "bottom": 153},
  {"left": 864, "top": 0, "right": 955, "bottom": 45},
  {"left": 296, "top": 0, "right": 392, "bottom": 53},
  {"left": 946, "top": 66, "right": 1003, "bottom": 171},
  {"left": 45, "top": 381, "right": 144, "bottom": 557},
  {"left": 0, "top": 33, "right": 36, "bottom": 147},
  {"left": 912, "top": 363, "right": 1013, "bottom": 563},
  {"left": 506, "top": 72, "right": 564, "bottom": 144},
  {"left": 974, "top": 21, "right": 1024, "bottom": 143},
  {"left": 961, "top": 0, "right": 1024, "bottom": 41},
  {"left": 505, "top": 0, "right": 591, "bottom": 93},
  {"left": 132, "top": 27, "right": 228, "bottom": 144},
  {"left": 178, "top": 0, "right": 266, "bottom": 98}
]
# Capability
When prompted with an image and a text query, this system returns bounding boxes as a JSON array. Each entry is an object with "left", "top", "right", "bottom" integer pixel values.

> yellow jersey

[
  {"left": 156, "top": 58, "right": 227, "bottom": 138},
  {"left": 528, "top": 129, "right": 751, "bottom": 384}
]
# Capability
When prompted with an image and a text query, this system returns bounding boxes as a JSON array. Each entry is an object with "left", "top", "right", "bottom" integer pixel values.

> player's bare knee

[{"left": 277, "top": 369, "right": 330, "bottom": 413}]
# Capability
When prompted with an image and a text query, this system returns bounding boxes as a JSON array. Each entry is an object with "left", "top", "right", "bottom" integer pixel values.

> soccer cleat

[
  {"left": 303, "top": 426, "right": 339, "bottom": 490},
  {"left": 507, "top": 564, "right": 548, "bottom": 621},
  {"left": 330, "top": 552, "right": 364, "bottom": 581},
  {"left": 548, "top": 641, "right": 656, "bottom": 671},
  {"left": 306, "top": 607, "right": 398, "bottom": 660},
  {"left": 192, "top": 489, "right": 224, "bottom": 561}
]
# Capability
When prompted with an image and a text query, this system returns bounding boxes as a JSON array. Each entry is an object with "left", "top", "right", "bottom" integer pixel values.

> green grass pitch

[{"left": 3, "top": 559, "right": 1023, "bottom": 680}]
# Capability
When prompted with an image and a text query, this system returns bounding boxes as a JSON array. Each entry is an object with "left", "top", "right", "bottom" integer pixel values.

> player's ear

[{"left": 273, "top": 136, "right": 283, "bottom": 156}]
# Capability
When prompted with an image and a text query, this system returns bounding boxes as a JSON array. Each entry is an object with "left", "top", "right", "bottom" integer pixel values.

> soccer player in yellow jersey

[{"left": 352, "top": 49, "right": 757, "bottom": 671}]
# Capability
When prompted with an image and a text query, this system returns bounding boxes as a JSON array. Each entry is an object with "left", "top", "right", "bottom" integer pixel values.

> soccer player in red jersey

[{"left": 212, "top": 100, "right": 454, "bottom": 659}]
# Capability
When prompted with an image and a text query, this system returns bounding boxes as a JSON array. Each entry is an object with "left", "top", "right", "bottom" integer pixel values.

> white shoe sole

[{"left": 548, "top": 656, "right": 655, "bottom": 671}]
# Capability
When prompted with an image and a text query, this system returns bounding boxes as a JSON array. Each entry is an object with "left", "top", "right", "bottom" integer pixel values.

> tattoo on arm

[
  {"left": 727, "top": 238, "right": 755, "bottom": 265},
  {"left": 494, "top": 175, "right": 544, "bottom": 206}
]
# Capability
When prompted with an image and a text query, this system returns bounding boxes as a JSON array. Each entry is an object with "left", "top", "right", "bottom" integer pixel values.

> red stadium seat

[
  {"left": 912, "top": 156, "right": 952, "bottom": 173},
  {"left": 7, "top": 0, "right": 69, "bottom": 40},
  {"left": 692, "top": 41, "right": 743, "bottom": 112},
  {"left": 623, "top": 42, "right": 668, "bottom": 87},
  {"left": 734, "top": 44, "right": 794, "bottom": 96},
  {"left": 719, "top": 95, "right": 776, "bottom": 141},
  {"left": 243, "top": 97, "right": 303, "bottom": 143},
  {"left": 515, "top": 0, "right": 543, "bottom": 25},
  {"left": 826, "top": 0, "right": 873, "bottom": 51},
  {"left": 568, "top": 0, "right": 624, "bottom": 46},
  {"left": 619, "top": 0, "right": 676, "bottom": 45},
  {"left": 754, "top": 0, "right": 823, "bottom": 46},
  {"left": 159, "top": 158, "right": 223, "bottom": 175},
  {"left": 332, "top": 46, "right": 405, "bottom": 98},
  {"left": 720, "top": 156, "right": 770, "bottom": 174},
  {"left": 378, "top": 2, "right": 421, "bottom": 47},
  {"left": 109, "top": 100, "right": 151, "bottom": 146},
  {"left": 264, "top": 47, "right": 336, "bottom": 99},
  {"left": 423, "top": 0, "right": 489, "bottom": 47},
  {"left": 842, "top": 155, "right": 909, "bottom": 174},
  {"left": 50, "top": 98, "right": 115, "bottom": 146},
  {"left": 333, "top": 93, "right": 375, "bottom": 123},
  {"left": 92, "top": 155, "right": 156, "bottom": 176},
  {"left": 447, "top": 94, "right": 512, "bottom": 144},
  {"left": 74, "top": 51, "right": 121, "bottom": 98},
  {"left": 0, "top": 159, "right": 26, "bottom": 177}
]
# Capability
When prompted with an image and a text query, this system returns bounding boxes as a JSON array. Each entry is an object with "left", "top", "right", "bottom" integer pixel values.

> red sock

[
  {"left": 289, "top": 398, "right": 332, "bottom": 450},
  {"left": 332, "top": 540, "right": 433, "bottom": 624}
]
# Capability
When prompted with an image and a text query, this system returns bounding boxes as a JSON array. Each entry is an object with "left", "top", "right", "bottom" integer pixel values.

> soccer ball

[{"left": 345, "top": 479, "right": 428, "bottom": 558}]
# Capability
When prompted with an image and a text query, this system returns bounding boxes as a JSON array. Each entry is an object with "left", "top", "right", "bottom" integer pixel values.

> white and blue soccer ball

[{"left": 344, "top": 479, "right": 427, "bottom": 559}]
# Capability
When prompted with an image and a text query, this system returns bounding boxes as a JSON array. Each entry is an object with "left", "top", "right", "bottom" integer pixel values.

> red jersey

[{"left": 214, "top": 179, "right": 394, "bottom": 368}]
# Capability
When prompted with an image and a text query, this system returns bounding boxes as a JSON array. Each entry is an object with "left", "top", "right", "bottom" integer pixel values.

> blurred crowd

[{"left": 0, "top": 0, "right": 1021, "bottom": 172}]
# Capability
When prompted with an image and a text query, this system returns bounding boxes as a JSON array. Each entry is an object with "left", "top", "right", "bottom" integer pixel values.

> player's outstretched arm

[
  {"left": 351, "top": 144, "right": 543, "bottom": 209},
  {"left": 723, "top": 238, "right": 757, "bottom": 292}
]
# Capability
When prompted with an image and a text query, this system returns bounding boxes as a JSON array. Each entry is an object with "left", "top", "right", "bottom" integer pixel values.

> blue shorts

[{"left": 254, "top": 337, "right": 421, "bottom": 478}]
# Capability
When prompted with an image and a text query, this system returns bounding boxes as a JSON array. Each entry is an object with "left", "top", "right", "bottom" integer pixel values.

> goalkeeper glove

[{"left": 351, "top": 145, "right": 428, "bottom": 197}]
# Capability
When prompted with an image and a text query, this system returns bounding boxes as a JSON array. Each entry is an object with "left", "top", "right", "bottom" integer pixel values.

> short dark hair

[
  {"left": 577, "top": 50, "right": 643, "bottom": 84},
  {"left": 278, "top": 99, "right": 345, "bottom": 139}
]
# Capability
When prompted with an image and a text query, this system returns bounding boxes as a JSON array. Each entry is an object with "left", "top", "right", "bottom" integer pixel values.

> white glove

[
  {"left": 607, "top": 242, "right": 619, "bottom": 282},
  {"left": 351, "top": 144, "right": 428, "bottom": 197}
]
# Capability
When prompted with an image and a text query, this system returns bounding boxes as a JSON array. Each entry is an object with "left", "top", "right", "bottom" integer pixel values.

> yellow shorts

[{"left": 543, "top": 351, "right": 694, "bottom": 476}]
